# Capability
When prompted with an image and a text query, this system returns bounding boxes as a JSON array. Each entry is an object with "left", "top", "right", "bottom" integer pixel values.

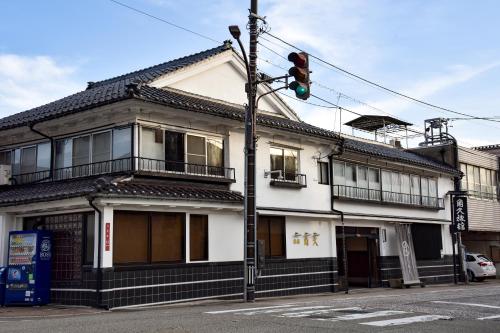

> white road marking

[
  {"left": 477, "top": 314, "right": 500, "bottom": 320},
  {"left": 205, "top": 304, "right": 295, "bottom": 314},
  {"left": 361, "top": 315, "right": 452, "bottom": 327},
  {"left": 315, "top": 310, "right": 407, "bottom": 322},
  {"left": 432, "top": 301, "right": 500, "bottom": 309},
  {"left": 236, "top": 306, "right": 332, "bottom": 316},
  {"left": 278, "top": 307, "right": 361, "bottom": 318}
]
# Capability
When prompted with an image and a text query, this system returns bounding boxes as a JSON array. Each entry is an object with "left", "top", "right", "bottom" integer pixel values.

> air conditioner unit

[{"left": 0, "top": 165, "right": 12, "bottom": 185}]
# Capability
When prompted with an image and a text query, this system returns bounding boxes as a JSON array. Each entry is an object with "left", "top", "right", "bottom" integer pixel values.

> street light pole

[{"left": 228, "top": 0, "right": 259, "bottom": 302}]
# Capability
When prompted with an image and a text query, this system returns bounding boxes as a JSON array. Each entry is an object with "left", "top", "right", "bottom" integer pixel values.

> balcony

[
  {"left": 268, "top": 172, "right": 307, "bottom": 189},
  {"left": 333, "top": 185, "right": 444, "bottom": 209},
  {"left": 10, "top": 157, "right": 236, "bottom": 185}
]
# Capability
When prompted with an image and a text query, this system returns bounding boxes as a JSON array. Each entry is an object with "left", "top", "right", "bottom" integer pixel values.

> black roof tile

[
  {"left": 343, "top": 138, "right": 459, "bottom": 175},
  {"left": 0, "top": 176, "right": 243, "bottom": 207}
]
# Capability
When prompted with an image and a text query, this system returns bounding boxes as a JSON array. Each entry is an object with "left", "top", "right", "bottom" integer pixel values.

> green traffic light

[{"left": 296, "top": 85, "right": 308, "bottom": 96}]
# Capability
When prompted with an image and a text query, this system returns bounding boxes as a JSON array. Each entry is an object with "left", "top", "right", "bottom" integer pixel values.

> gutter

[{"left": 328, "top": 138, "right": 349, "bottom": 294}]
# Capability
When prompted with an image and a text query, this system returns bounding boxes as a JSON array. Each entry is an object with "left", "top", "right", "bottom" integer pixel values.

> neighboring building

[
  {"left": 0, "top": 42, "right": 458, "bottom": 309},
  {"left": 460, "top": 145, "right": 500, "bottom": 275}
]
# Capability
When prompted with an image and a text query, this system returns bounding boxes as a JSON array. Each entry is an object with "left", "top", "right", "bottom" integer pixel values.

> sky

[{"left": 1, "top": 0, "right": 499, "bottom": 147}]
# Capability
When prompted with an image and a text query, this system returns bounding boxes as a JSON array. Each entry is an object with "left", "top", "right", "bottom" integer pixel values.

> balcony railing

[
  {"left": 333, "top": 185, "right": 444, "bottom": 209},
  {"left": 269, "top": 173, "right": 307, "bottom": 188},
  {"left": 10, "top": 157, "right": 235, "bottom": 185}
]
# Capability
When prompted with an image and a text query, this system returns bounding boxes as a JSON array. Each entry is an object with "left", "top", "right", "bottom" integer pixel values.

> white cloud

[
  {"left": 355, "top": 60, "right": 500, "bottom": 115},
  {"left": 0, "top": 54, "right": 83, "bottom": 116}
]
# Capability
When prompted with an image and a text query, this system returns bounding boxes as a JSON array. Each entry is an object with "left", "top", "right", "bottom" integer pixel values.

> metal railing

[
  {"left": 137, "top": 157, "right": 235, "bottom": 180},
  {"left": 269, "top": 173, "right": 307, "bottom": 187},
  {"left": 333, "top": 185, "right": 444, "bottom": 209},
  {"left": 10, "top": 157, "right": 235, "bottom": 184}
]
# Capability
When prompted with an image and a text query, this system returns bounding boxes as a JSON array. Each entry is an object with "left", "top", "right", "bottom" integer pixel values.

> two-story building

[
  {"left": 0, "top": 42, "right": 458, "bottom": 309},
  {"left": 459, "top": 145, "right": 500, "bottom": 276}
]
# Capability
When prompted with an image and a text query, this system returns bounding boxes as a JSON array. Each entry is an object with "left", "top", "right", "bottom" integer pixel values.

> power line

[
  {"left": 264, "top": 31, "right": 500, "bottom": 123},
  {"left": 108, "top": 0, "right": 221, "bottom": 44}
]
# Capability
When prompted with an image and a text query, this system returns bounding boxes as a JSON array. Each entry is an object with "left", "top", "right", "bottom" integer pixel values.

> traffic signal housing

[{"left": 288, "top": 52, "right": 310, "bottom": 100}]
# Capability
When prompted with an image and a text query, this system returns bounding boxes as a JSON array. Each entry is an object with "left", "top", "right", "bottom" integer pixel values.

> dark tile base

[
  {"left": 50, "top": 258, "right": 339, "bottom": 308},
  {"left": 379, "top": 255, "right": 455, "bottom": 287}
]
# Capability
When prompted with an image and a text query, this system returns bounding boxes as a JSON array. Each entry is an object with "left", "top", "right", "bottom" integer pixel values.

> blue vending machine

[{"left": 4, "top": 230, "right": 52, "bottom": 306}]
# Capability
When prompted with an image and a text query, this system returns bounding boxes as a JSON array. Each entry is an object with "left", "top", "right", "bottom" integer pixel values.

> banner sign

[
  {"left": 395, "top": 224, "right": 420, "bottom": 285},
  {"left": 452, "top": 196, "right": 468, "bottom": 232}
]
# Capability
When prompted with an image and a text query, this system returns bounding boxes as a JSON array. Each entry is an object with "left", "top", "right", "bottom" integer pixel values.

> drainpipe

[
  {"left": 87, "top": 196, "right": 107, "bottom": 309},
  {"left": 329, "top": 138, "right": 348, "bottom": 294},
  {"left": 28, "top": 123, "right": 54, "bottom": 181}
]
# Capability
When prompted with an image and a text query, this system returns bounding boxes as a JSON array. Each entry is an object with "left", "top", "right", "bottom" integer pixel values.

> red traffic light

[
  {"left": 288, "top": 52, "right": 308, "bottom": 67},
  {"left": 288, "top": 52, "right": 310, "bottom": 100}
]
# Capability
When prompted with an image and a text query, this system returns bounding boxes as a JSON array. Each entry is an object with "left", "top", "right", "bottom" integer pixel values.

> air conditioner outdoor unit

[{"left": 0, "top": 165, "right": 12, "bottom": 185}]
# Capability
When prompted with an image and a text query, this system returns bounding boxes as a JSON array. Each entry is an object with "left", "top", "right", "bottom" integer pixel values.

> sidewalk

[{"left": 1, "top": 279, "right": 498, "bottom": 318}]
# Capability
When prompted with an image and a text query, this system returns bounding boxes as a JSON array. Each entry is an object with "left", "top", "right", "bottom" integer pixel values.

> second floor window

[
  {"left": 55, "top": 127, "right": 131, "bottom": 179},
  {"left": 140, "top": 127, "right": 224, "bottom": 174},
  {"left": 270, "top": 147, "right": 298, "bottom": 181},
  {"left": 460, "top": 163, "right": 498, "bottom": 199}
]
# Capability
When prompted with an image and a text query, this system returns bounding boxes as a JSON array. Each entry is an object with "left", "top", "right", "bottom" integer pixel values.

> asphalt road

[{"left": 1, "top": 281, "right": 500, "bottom": 333}]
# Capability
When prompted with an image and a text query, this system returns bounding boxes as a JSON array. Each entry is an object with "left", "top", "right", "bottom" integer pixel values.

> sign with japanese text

[
  {"left": 105, "top": 223, "right": 110, "bottom": 251},
  {"left": 452, "top": 196, "right": 468, "bottom": 232}
]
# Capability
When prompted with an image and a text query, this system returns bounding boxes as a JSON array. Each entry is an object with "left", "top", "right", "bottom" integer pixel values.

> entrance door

[{"left": 336, "top": 227, "right": 380, "bottom": 288}]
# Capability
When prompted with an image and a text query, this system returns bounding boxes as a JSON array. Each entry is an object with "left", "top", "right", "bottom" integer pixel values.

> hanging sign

[
  {"left": 105, "top": 223, "right": 111, "bottom": 251},
  {"left": 452, "top": 196, "right": 468, "bottom": 232}
]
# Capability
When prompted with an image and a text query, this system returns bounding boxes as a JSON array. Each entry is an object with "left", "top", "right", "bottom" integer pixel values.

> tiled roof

[
  {"left": 343, "top": 138, "right": 460, "bottom": 175},
  {"left": 0, "top": 44, "right": 231, "bottom": 131},
  {"left": 0, "top": 176, "right": 243, "bottom": 207},
  {"left": 89, "top": 44, "right": 231, "bottom": 88},
  {"left": 138, "top": 86, "right": 342, "bottom": 141},
  {"left": 474, "top": 144, "right": 500, "bottom": 151}
]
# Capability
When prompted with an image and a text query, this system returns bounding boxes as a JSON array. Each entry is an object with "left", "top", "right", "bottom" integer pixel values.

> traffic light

[{"left": 288, "top": 52, "right": 310, "bottom": 100}]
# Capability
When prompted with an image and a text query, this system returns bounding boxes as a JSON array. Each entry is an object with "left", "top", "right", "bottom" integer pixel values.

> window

[
  {"left": 257, "top": 216, "right": 285, "bottom": 258},
  {"left": 141, "top": 128, "right": 165, "bottom": 161},
  {"left": 270, "top": 147, "right": 298, "bottom": 181},
  {"left": 151, "top": 213, "right": 184, "bottom": 263},
  {"left": 20, "top": 147, "right": 37, "bottom": 174},
  {"left": 207, "top": 138, "right": 223, "bottom": 168},
  {"left": 186, "top": 135, "right": 206, "bottom": 165},
  {"left": 165, "top": 130, "right": 184, "bottom": 171},
  {"left": 36, "top": 143, "right": 51, "bottom": 173},
  {"left": 113, "top": 211, "right": 185, "bottom": 265},
  {"left": 84, "top": 214, "right": 95, "bottom": 265},
  {"left": 190, "top": 215, "right": 208, "bottom": 261},
  {"left": 333, "top": 161, "right": 345, "bottom": 185},
  {"left": 460, "top": 162, "right": 499, "bottom": 199},
  {"left": 113, "top": 211, "right": 149, "bottom": 264},
  {"left": 112, "top": 127, "right": 132, "bottom": 171},
  {"left": 318, "top": 161, "right": 329, "bottom": 185}
]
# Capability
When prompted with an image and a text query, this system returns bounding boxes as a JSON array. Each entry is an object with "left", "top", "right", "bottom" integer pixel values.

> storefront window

[
  {"left": 113, "top": 211, "right": 149, "bottom": 264},
  {"left": 190, "top": 215, "right": 208, "bottom": 261},
  {"left": 257, "top": 216, "right": 285, "bottom": 258},
  {"left": 113, "top": 211, "right": 186, "bottom": 265},
  {"left": 151, "top": 213, "right": 184, "bottom": 263}
]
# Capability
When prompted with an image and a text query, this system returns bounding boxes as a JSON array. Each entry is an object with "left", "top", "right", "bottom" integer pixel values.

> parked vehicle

[{"left": 466, "top": 253, "right": 497, "bottom": 281}]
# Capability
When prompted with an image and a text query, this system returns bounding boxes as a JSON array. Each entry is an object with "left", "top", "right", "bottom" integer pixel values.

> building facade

[
  {"left": 459, "top": 145, "right": 500, "bottom": 276},
  {"left": 0, "top": 43, "right": 458, "bottom": 309}
]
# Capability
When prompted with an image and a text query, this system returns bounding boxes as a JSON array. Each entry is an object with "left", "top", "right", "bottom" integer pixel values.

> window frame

[
  {"left": 317, "top": 161, "right": 329, "bottom": 185},
  {"left": 270, "top": 146, "right": 300, "bottom": 181},
  {"left": 113, "top": 211, "right": 186, "bottom": 266},
  {"left": 257, "top": 215, "right": 286, "bottom": 259}
]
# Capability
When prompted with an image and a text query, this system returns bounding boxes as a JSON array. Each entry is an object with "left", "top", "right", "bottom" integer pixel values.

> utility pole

[{"left": 244, "top": 0, "right": 259, "bottom": 302}]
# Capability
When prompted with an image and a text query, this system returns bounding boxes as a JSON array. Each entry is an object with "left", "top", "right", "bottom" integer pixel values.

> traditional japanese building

[{"left": 0, "top": 42, "right": 459, "bottom": 308}]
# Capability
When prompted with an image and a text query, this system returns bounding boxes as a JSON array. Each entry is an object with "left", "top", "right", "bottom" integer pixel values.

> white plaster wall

[
  {"left": 169, "top": 62, "right": 277, "bottom": 114},
  {"left": 254, "top": 136, "right": 333, "bottom": 211},
  {"left": 0, "top": 214, "right": 16, "bottom": 266},
  {"left": 207, "top": 212, "right": 243, "bottom": 262},
  {"left": 285, "top": 216, "right": 334, "bottom": 259}
]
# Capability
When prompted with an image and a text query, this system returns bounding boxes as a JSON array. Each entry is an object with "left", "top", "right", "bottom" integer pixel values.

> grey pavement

[{"left": 1, "top": 280, "right": 500, "bottom": 333}]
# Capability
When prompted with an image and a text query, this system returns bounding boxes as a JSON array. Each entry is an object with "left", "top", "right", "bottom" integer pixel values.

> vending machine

[{"left": 4, "top": 230, "right": 52, "bottom": 306}]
